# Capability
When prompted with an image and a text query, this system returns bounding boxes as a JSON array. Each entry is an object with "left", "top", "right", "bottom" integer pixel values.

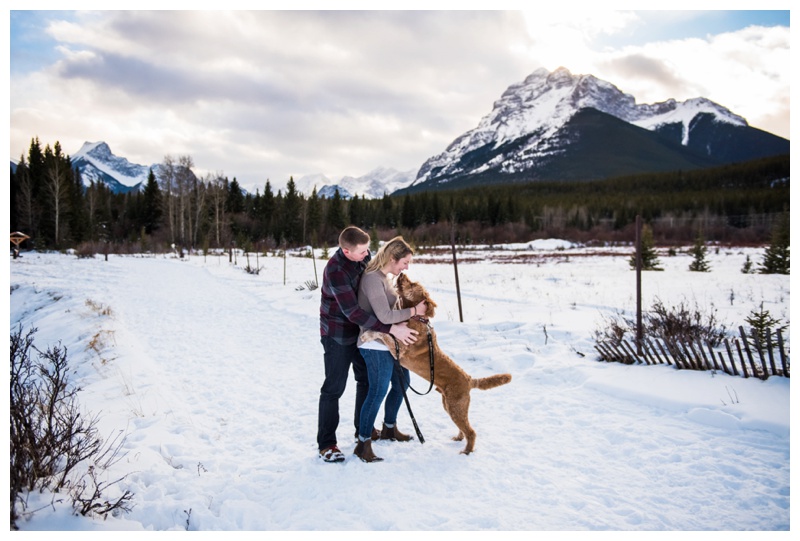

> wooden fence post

[
  {"left": 635, "top": 214, "right": 642, "bottom": 354},
  {"left": 450, "top": 219, "right": 464, "bottom": 323}
]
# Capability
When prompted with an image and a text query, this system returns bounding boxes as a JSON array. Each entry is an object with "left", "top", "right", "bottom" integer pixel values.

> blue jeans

[
  {"left": 317, "top": 337, "right": 369, "bottom": 450},
  {"left": 358, "top": 348, "right": 410, "bottom": 440}
]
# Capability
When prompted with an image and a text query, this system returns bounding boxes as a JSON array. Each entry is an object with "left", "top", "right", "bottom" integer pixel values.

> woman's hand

[
  {"left": 413, "top": 300, "right": 427, "bottom": 317},
  {"left": 390, "top": 322, "right": 419, "bottom": 345}
]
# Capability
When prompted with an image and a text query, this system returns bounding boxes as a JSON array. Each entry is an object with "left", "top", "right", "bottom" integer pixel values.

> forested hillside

[{"left": 10, "top": 137, "right": 789, "bottom": 253}]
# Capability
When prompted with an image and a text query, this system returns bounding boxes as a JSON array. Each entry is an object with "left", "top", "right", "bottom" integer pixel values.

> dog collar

[{"left": 411, "top": 315, "right": 430, "bottom": 325}]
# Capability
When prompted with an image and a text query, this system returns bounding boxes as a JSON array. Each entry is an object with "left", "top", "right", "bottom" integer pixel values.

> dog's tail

[{"left": 471, "top": 373, "right": 512, "bottom": 391}]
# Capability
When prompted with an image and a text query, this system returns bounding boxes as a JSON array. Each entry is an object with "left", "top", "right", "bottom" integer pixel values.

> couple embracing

[{"left": 316, "top": 226, "right": 427, "bottom": 463}]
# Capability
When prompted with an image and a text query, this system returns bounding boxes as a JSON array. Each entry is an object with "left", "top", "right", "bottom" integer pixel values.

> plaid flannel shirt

[{"left": 319, "top": 248, "right": 391, "bottom": 345}]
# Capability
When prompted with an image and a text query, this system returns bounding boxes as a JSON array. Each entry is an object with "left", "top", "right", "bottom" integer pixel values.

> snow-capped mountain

[
  {"left": 71, "top": 142, "right": 158, "bottom": 193},
  {"left": 403, "top": 66, "right": 788, "bottom": 193},
  {"left": 63, "top": 141, "right": 413, "bottom": 198},
  {"left": 293, "top": 167, "right": 416, "bottom": 199}
]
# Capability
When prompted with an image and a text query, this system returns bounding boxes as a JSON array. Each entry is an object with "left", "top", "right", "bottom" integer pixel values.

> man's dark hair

[{"left": 339, "top": 226, "right": 370, "bottom": 250}]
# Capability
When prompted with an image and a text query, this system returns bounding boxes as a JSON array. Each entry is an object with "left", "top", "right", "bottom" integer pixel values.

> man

[{"left": 317, "top": 226, "right": 418, "bottom": 462}]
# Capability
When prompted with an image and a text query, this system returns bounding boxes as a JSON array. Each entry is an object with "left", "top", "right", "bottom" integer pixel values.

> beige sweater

[{"left": 357, "top": 270, "right": 413, "bottom": 348}]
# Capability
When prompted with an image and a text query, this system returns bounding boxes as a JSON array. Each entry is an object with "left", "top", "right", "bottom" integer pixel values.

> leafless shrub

[
  {"left": 10, "top": 326, "right": 133, "bottom": 529},
  {"left": 594, "top": 298, "right": 730, "bottom": 348}
]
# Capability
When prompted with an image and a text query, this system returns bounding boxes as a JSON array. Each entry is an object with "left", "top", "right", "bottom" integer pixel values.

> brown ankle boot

[
  {"left": 380, "top": 423, "right": 413, "bottom": 442},
  {"left": 354, "top": 439, "right": 383, "bottom": 462}
]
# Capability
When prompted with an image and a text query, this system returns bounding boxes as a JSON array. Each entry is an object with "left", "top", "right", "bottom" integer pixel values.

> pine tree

[
  {"left": 369, "top": 226, "right": 380, "bottom": 253},
  {"left": 630, "top": 224, "right": 662, "bottom": 271},
  {"left": 280, "top": 177, "right": 303, "bottom": 245},
  {"left": 745, "top": 303, "right": 787, "bottom": 344},
  {"left": 688, "top": 233, "right": 711, "bottom": 272},
  {"left": 741, "top": 255, "right": 754, "bottom": 274},
  {"left": 142, "top": 169, "right": 162, "bottom": 234},
  {"left": 227, "top": 178, "right": 245, "bottom": 214},
  {"left": 306, "top": 187, "right": 321, "bottom": 245},
  {"left": 759, "top": 212, "right": 789, "bottom": 274},
  {"left": 325, "top": 189, "right": 345, "bottom": 236}
]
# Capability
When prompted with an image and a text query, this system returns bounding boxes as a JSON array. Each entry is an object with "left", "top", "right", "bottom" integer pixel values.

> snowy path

[{"left": 9, "top": 251, "right": 790, "bottom": 531}]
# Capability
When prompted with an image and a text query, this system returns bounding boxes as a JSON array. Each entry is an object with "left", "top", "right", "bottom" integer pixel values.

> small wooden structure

[{"left": 10, "top": 232, "right": 30, "bottom": 258}]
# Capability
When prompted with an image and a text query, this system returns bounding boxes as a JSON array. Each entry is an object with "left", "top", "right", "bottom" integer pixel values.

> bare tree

[
  {"left": 15, "top": 157, "right": 36, "bottom": 236},
  {"left": 191, "top": 175, "right": 209, "bottom": 247},
  {"left": 44, "top": 143, "right": 68, "bottom": 247},
  {"left": 208, "top": 173, "right": 228, "bottom": 248},
  {"left": 174, "top": 155, "right": 194, "bottom": 248},
  {"left": 173, "top": 155, "right": 195, "bottom": 249},
  {"left": 157, "top": 156, "right": 177, "bottom": 245}
]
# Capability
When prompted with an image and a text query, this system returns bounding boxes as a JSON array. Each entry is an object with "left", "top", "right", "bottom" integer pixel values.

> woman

[{"left": 354, "top": 236, "right": 427, "bottom": 462}]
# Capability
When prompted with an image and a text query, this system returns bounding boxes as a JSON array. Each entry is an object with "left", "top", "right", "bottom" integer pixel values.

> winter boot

[
  {"left": 354, "top": 439, "right": 384, "bottom": 463},
  {"left": 380, "top": 422, "right": 413, "bottom": 442}
]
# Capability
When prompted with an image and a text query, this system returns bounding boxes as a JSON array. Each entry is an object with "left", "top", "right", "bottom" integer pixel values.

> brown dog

[{"left": 362, "top": 273, "right": 512, "bottom": 454}]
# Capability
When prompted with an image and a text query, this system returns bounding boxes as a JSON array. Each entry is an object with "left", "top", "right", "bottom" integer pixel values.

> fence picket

[
  {"left": 715, "top": 350, "right": 732, "bottom": 375},
  {"left": 765, "top": 332, "right": 778, "bottom": 376},
  {"left": 777, "top": 330, "right": 789, "bottom": 377},
  {"left": 705, "top": 340, "right": 721, "bottom": 372},
  {"left": 750, "top": 328, "right": 770, "bottom": 378},
  {"left": 724, "top": 339, "right": 740, "bottom": 376},
  {"left": 621, "top": 340, "right": 644, "bottom": 364},
  {"left": 641, "top": 339, "right": 657, "bottom": 365},
  {"left": 738, "top": 327, "right": 761, "bottom": 379},
  {"left": 657, "top": 340, "right": 676, "bottom": 367},
  {"left": 734, "top": 339, "right": 749, "bottom": 378}
]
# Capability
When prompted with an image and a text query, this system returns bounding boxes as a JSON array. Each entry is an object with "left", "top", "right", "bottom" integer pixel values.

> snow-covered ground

[{"left": 8, "top": 242, "right": 791, "bottom": 532}]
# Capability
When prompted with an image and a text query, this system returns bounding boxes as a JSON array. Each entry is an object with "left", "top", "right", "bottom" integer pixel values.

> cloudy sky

[{"left": 7, "top": 5, "right": 792, "bottom": 193}]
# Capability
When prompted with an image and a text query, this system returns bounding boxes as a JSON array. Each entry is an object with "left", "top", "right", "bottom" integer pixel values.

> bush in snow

[{"left": 9, "top": 326, "right": 133, "bottom": 530}]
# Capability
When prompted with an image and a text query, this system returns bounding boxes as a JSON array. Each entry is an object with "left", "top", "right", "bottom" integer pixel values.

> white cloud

[{"left": 9, "top": 10, "right": 790, "bottom": 192}]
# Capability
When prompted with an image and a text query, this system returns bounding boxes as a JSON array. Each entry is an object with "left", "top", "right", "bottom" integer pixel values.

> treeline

[{"left": 9, "top": 137, "right": 789, "bottom": 253}]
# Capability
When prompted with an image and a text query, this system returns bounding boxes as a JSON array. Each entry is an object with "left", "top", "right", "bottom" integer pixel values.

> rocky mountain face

[
  {"left": 70, "top": 142, "right": 157, "bottom": 193},
  {"left": 400, "top": 67, "right": 788, "bottom": 194}
]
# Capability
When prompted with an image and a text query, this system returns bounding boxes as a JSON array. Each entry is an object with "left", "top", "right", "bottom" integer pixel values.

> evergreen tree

[
  {"left": 369, "top": 226, "right": 380, "bottom": 253},
  {"left": 745, "top": 303, "right": 787, "bottom": 344},
  {"left": 381, "top": 193, "right": 395, "bottom": 228},
  {"left": 759, "top": 212, "right": 789, "bottom": 274},
  {"left": 401, "top": 194, "right": 417, "bottom": 229},
  {"left": 227, "top": 178, "right": 245, "bottom": 214},
  {"left": 67, "top": 166, "right": 89, "bottom": 244},
  {"left": 325, "top": 189, "right": 346, "bottom": 236},
  {"left": 281, "top": 177, "right": 303, "bottom": 245},
  {"left": 688, "top": 233, "right": 711, "bottom": 272},
  {"left": 142, "top": 168, "right": 162, "bottom": 234},
  {"left": 306, "top": 187, "right": 322, "bottom": 244},
  {"left": 259, "top": 180, "right": 275, "bottom": 242},
  {"left": 741, "top": 255, "right": 754, "bottom": 274},
  {"left": 348, "top": 194, "right": 363, "bottom": 228},
  {"left": 629, "top": 224, "right": 662, "bottom": 271}
]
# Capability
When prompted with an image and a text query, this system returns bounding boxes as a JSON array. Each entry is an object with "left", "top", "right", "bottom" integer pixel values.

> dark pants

[{"left": 317, "top": 336, "right": 369, "bottom": 450}]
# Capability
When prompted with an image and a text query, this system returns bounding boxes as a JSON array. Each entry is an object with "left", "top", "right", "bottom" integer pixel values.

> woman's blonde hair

[{"left": 365, "top": 236, "right": 413, "bottom": 273}]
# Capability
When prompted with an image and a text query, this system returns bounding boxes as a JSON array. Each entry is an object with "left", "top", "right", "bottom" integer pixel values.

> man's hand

[{"left": 390, "top": 322, "right": 419, "bottom": 346}]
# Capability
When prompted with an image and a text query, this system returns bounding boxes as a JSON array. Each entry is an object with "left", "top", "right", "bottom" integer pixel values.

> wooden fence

[{"left": 594, "top": 326, "right": 790, "bottom": 380}]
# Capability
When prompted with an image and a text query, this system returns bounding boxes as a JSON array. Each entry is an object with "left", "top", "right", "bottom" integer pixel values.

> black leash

[
  {"left": 391, "top": 319, "right": 436, "bottom": 444},
  {"left": 393, "top": 318, "right": 436, "bottom": 395},
  {"left": 392, "top": 358, "right": 425, "bottom": 444}
]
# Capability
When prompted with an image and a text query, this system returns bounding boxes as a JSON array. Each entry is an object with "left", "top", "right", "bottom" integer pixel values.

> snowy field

[{"left": 8, "top": 241, "right": 791, "bottom": 534}]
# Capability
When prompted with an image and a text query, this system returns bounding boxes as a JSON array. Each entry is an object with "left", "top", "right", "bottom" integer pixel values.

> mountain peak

[
  {"left": 70, "top": 141, "right": 161, "bottom": 193},
  {"left": 409, "top": 66, "right": 786, "bottom": 191},
  {"left": 74, "top": 141, "right": 112, "bottom": 159}
]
